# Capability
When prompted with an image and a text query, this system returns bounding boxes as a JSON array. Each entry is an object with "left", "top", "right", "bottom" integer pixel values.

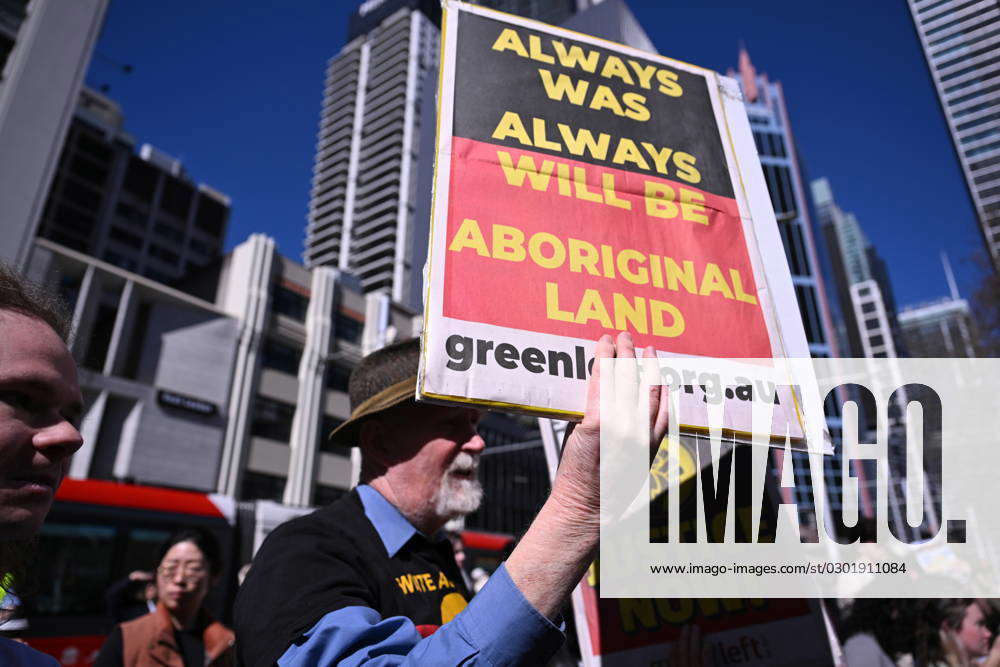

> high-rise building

[
  {"left": 37, "top": 88, "right": 230, "bottom": 286},
  {"left": 906, "top": 0, "right": 1000, "bottom": 272},
  {"left": 304, "top": 0, "right": 649, "bottom": 310},
  {"left": 898, "top": 297, "right": 979, "bottom": 357},
  {"left": 304, "top": 0, "right": 441, "bottom": 309},
  {"left": 0, "top": 0, "right": 109, "bottom": 267},
  {"left": 731, "top": 49, "right": 845, "bottom": 527},
  {"left": 811, "top": 177, "right": 903, "bottom": 359}
]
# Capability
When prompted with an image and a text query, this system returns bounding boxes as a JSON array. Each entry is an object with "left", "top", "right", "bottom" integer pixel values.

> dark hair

[
  {"left": 0, "top": 263, "right": 71, "bottom": 342},
  {"left": 348, "top": 338, "right": 419, "bottom": 412},
  {"left": 157, "top": 528, "right": 223, "bottom": 577},
  {"left": 841, "top": 598, "right": 945, "bottom": 662}
]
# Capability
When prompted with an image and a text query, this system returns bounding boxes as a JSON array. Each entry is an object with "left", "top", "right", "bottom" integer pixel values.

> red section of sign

[
  {"left": 577, "top": 578, "right": 812, "bottom": 656},
  {"left": 24, "top": 635, "right": 104, "bottom": 666},
  {"left": 443, "top": 137, "right": 772, "bottom": 357},
  {"left": 55, "top": 478, "right": 225, "bottom": 518}
]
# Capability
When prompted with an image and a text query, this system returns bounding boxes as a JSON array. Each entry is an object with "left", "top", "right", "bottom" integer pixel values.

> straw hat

[{"left": 327, "top": 338, "right": 420, "bottom": 448}]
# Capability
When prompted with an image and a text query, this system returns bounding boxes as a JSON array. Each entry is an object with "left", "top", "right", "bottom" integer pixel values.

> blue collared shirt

[{"left": 277, "top": 485, "right": 564, "bottom": 666}]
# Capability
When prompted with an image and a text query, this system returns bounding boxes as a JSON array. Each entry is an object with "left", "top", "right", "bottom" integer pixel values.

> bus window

[
  {"left": 31, "top": 523, "right": 116, "bottom": 616},
  {"left": 121, "top": 528, "right": 171, "bottom": 575}
]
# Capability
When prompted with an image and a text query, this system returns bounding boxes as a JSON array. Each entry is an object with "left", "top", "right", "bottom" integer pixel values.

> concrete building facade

[
  {"left": 37, "top": 88, "right": 230, "bottom": 286},
  {"left": 0, "top": 0, "right": 109, "bottom": 267},
  {"left": 907, "top": 0, "right": 1000, "bottom": 272}
]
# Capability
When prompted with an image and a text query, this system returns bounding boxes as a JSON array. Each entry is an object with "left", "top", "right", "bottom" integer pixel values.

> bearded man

[{"left": 235, "top": 333, "right": 666, "bottom": 665}]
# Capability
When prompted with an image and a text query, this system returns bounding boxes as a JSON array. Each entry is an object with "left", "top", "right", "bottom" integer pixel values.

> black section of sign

[
  {"left": 451, "top": 11, "right": 735, "bottom": 199},
  {"left": 157, "top": 389, "right": 218, "bottom": 417}
]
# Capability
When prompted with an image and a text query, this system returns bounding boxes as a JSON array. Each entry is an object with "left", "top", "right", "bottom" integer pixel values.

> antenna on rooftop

[{"left": 941, "top": 250, "right": 960, "bottom": 300}]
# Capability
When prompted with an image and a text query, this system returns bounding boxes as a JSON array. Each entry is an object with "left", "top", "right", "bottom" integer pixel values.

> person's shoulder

[
  {"left": 0, "top": 638, "right": 59, "bottom": 667},
  {"left": 842, "top": 633, "right": 894, "bottom": 665},
  {"left": 263, "top": 492, "right": 365, "bottom": 545}
]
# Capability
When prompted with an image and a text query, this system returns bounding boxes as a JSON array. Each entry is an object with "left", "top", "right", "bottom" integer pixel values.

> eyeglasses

[{"left": 157, "top": 562, "right": 208, "bottom": 582}]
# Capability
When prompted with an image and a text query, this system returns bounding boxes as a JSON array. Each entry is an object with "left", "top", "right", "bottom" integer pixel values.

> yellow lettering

[
  {"left": 568, "top": 239, "right": 600, "bottom": 276},
  {"left": 601, "top": 173, "right": 630, "bottom": 210},
  {"left": 573, "top": 167, "right": 603, "bottom": 203},
  {"left": 651, "top": 300, "right": 685, "bottom": 337},
  {"left": 538, "top": 69, "right": 589, "bottom": 105},
  {"left": 656, "top": 69, "right": 683, "bottom": 97},
  {"left": 679, "top": 188, "right": 708, "bottom": 224},
  {"left": 492, "top": 224, "right": 526, "bottom": 262},
  {"left": 557, "top": 124, "right": 610, "bottom": 160},
  {"left": 627, "top": 60, "right": 657, "bottom": 89},
  {"left": 611, "top": 138, "right": 649, "bottom": 170},
  {"left": 528, "top": 232, "right": 566, "bottom": 269},
  {"left": 699, "top": 263, "right": 735, "bottom": 299},
  {"left": 492, "top": 111, "right": 531, "bottom": 145},
  {"left": 649, "top": 252, "right": 664, "bottom": 288},
  {"left": 552, "top": 40, "right": 600, "bottom": 72},
  {"left": 588, "top": 85, "right": 625, "bottom": 117},
  {"left": 491, "top": 28, "right": 528, "bottom": 57},
  {"left": 731, "top": 269, "right": 758, "bottom": 305},
  {"left": 622, "top": 92, "right": 650, "bottom": 122},
  {"left": 556, "top": 162, "right": 571, "bottom": 196},
  {"left": 616, "top": 249, "right": 648, "bottom": 284},
  {"left": 644, "top": 181, "right": 678, "bottom": 219},
  {"left": 546, "top": 282, "right": 575, "bottom": 323},
  {"left": 600, "top": 55, "right": 634, "bottom": 85},
  {"left": 532, "top": 118, "right": 561, "bottom": 151},
  {"left": 600, "top": 244, "right": 616, "bottom": 279},
  {"left": 396, "top": 575, "right": 414, "bottom": 595},
  {"left": 613, "top": 292, "right": 648, "bottom": 334},
  {"left": 620, "top": 599, "right": 659, "bottom": 633},
  {"left": 528, "top": 34, "right": 555, "bottom": 64},
  {"left": 665, "top": 258, "right": 697, "bottom": 293},
  {"left": 448, "top": 218, "right": 489, "bottom": 257},
  {"left": 497, "top": 150, "right": 553, "bottom": 191},
  {"left": 655, "top": 598, "right": 694, "bottom": 623},
  {"left": 641, "top": 142, "right": 673, "bottom": 175},
  {"left": 673, "top": 151, "right": 701, "bottom": 184},
  {"left": 576, "top": 289, "right": 613, "bottom": 328}
]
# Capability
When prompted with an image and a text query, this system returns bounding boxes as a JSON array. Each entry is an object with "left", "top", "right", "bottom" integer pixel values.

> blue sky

[{"left": 86, "top": 1, "right": 989, "bottom": 308}]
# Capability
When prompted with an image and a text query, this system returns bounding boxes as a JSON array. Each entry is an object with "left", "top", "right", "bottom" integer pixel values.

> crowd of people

[{"left": 0, "top": 259, "right": 998, "bottom": 667}]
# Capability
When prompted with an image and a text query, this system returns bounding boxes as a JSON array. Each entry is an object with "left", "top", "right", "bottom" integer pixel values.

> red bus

[{"left": 15, "top": 479, "right": 513, "bottom": 666}]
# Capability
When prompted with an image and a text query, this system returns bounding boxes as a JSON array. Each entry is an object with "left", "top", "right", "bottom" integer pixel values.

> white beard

[{"left": 434, "top": 452, "right": 483, "bottom": 519}]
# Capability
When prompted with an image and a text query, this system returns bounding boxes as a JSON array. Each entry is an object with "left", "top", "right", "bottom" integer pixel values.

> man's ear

[{"left": 360, "top": 418, "right": 391, "bottom": 467}]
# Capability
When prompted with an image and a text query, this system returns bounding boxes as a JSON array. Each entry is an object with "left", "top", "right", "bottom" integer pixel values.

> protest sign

[
  {"left": 419, "top": 1, "right": 813, "bottom": 436},
  {"left": 536, "top": 424, "right": 837, "bottom": 665}
]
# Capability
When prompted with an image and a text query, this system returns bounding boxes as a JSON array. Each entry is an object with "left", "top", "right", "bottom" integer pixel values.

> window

[
  {"left": 160, "top": 176, "right": 194, "bottom": 220},
  {"left": 109, "top": 226, "right": 143, "bottom": 250},
  {"left": 148, "top": 243, "right": 179, "bottom": 265},
  {"left": 123, "top": 156, "right": 159, "bottom": 200},
  {"left": 861, "top": 302, "right": 877, "bottom": 314},
  {"left": 312, "top": 484, "right": 346, "bottom": 507},
  {"left": 262, "top": 338, "right": 302, "bottom": 375},
  {"left": 319, "top": 415, "right": 346, "bottom": 453},
  {"left": 326, "top": 364, "right": 351, "bottom": 392},
  {"left": 857, "top": 286, "right": 871, "bottom": 296},
  {"left": 335, "top": 313, "right": 363, "bottom": 343},
  {"left": 240, "top": 471, "right": 286, "bottom": 502},
  {"left": 251, "top": 396, "right": 295, "bottom": 442},
  {"left": 794, "top": 284, "right": 826, "bottom": 346},
  {"left": 115, "top": 201, "right": 148, "bottom": 227},
  {"left": 194, "top": 194, "right": 228, "bottom": 237},
  {"left": 30, "top": 522, "right": 117, "bottom": 616},
  {"left": 153, "top": 220, "right": 185, "bottom": 244},
  {"left": 869, "top": 335, "right": 885, "bottom": 348},
  {"left": 273, "top": 286, "right": 309, "bottom": 321},
  {"left": 61, "top": 178, "right": 103, "bottom": 212}
]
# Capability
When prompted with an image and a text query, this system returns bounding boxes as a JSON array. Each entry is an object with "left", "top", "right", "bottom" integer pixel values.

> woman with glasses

[{"left": 95, "top": 528, "right": 234, "bottom": 666}]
